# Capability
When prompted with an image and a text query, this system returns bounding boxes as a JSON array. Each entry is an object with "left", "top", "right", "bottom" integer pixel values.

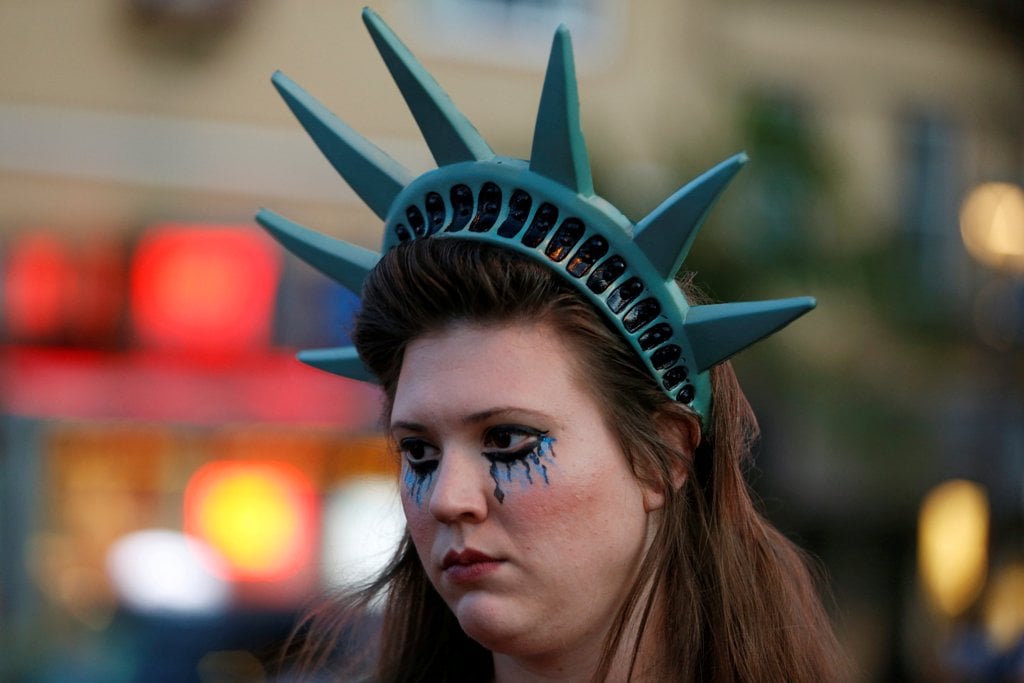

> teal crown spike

[
  {"left": 634, "top": 153, "right": 748, "bottom": 281},
  {"left": 297, "top": 347, "right": 376, "bottom": 382},
  {"left": 362, "top": 7, "right": 494, "bottom": 165},
  {"left": 529, "top": 25, "right": 594, "bottom": 197},
  {"left": 272, "top": 71, "right": 413, "bottom": 220},
  {"left": 255, "top": 209, "right": 380, "bottom": 294},
  {"left": 258, "top": 9, "right": 818, "bottom": 427},
  {"left": 684, "top": 298, "right": 816, "bottom": 373}
]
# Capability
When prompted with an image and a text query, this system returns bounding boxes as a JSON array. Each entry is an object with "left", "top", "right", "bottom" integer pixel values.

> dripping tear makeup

[
  {"left": 483, "top": 427, "right": 556, "bottom": 504},
  {"left": 397, "top": 425, "right": 557, "bottom": 505},
  {"left": 400, "top": 436, "right": 438, "bottom": 506}
]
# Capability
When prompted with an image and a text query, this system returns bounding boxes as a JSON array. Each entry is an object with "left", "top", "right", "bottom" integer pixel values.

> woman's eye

[
  {"left": 484, "top": 425, "right": 544, "bottom": 451},
  {"left": 399, "top": 438, "right": 439, "bottom": 464}
]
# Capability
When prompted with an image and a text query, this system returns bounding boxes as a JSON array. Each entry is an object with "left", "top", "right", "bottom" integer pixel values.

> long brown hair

[{"left": 284, "top": 239, "right": 846, "bottom": 681}]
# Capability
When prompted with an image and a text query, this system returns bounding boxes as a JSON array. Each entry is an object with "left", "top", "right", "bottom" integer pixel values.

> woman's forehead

[{"left": 391, "top": 320, "right": 588, "bottom": 424}]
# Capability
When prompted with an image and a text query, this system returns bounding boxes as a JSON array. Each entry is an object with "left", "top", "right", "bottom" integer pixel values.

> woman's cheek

[
  {"left": 500, "top": 472, "right": 585, "bottom": 535},
  {"left": 401, "top": 488, "right": 435, "bottom": 542}
]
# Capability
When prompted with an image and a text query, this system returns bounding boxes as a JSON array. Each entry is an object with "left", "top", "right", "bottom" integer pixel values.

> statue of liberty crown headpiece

[{"left": 256, "top": 7, "right": 815, "bottom": 426}]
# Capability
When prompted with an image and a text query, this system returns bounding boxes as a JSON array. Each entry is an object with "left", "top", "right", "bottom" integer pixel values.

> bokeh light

[
  {"left": 960, "top": 182, "right": 1024, "bottom": 275},
  {"left": 321, "top": 476, "right": 405, "bottom": 589},
  {"left": 982, "top": 561, "right": 1024, "bottom": 651},
  {"left": 918, "top": 480, "right": 990, "bottom": 618},
  {"left": 130, "top": 225, "right": 280, "bottom": 354},
  {"left": 106, "top": 529, "right": 231, "bottom": 615},
  {"left": 2, "top": 233, "right": 74, "bottom": 339},
  {"left": 184, "top": 461, "right": 317, "bottom": 582}
]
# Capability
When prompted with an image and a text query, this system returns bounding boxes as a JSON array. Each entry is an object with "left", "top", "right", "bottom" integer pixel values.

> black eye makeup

[
  {"left": 483, "top": 425, "right": 544, "bottom": 453},
  {"left": 400, "top": 437, "right": 440, "bottom": 473},
  {"left": 482, "top": 425, "right": 556, "bottom": 504},
  {"left": 399, "top": 437, "right": 439, "bottom": 506},
  {"left": 395, "top": 423, "right": 558, "bottom": 506}
]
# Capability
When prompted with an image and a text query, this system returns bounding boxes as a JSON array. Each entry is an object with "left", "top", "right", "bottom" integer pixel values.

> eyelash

[
  {"left": 399, "top": 437, "right": 439, "bottom": 476},
  {"left": 482, "top": 425, "right": 547, "bottom": 464},
  {"left": 398, "top": 425, "right": 548, "bottom": 474}
]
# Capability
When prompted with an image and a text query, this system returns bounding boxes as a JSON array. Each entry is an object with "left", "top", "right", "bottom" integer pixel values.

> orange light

[
  {"left": 131, "top": 224, "right": 279, "bottom": 355},
  {"left": 184, "top": 461, "right": 317, "bottom": 582}
]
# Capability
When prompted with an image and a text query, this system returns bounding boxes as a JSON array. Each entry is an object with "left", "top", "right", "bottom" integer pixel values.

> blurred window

[
  {"left": 410, "top": 0, "right": 623, "bottom": 68},
  {"left": 900, "top": 112, "right": 970, "bottom": 312}
]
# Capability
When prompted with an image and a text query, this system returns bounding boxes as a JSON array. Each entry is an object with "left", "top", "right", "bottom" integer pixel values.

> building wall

[{"left": 1, "top": 0, "right": 1020, "bottom": 240}]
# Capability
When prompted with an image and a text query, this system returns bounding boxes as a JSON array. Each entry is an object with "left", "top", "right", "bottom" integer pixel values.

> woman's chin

[{"left": 450, "top": 593, "right": 529, "bottom": 653}]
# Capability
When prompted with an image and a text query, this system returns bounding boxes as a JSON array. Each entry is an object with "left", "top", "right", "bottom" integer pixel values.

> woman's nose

[{"left": 427, "top": 447, "right": 490, "bottom": 524}]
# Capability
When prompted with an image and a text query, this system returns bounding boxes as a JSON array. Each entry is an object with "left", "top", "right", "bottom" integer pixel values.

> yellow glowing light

[
  {"left": 918, "top": 480, "right": 989, "bottom": 617},
  {"left": 983, "top": 562, "right": 1024, "bottom": 651},
  {"left": 960, "top": 182, "right": 1024, "bottom": 274},
  {"left": 184, "top": 461, "right": 316, "bottom": 581}
]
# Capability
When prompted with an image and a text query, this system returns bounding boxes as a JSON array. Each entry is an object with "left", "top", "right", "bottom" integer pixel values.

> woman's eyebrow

[
  {"left": 461, "top": 407, "right": 551, "bottom": 426},
  {"left": 390, "top": 408, "right": 554, "bottom": 433},
  {"left": 389, "top": 420, "right": 426, "bottom": 434}
]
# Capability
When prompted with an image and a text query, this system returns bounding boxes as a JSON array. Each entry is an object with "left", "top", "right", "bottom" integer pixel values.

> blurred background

[{"left": 0, "top": 0, "right": 1022, "bottom": 681}]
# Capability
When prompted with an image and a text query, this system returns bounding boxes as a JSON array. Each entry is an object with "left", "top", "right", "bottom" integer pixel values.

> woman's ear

[{"left": 641, "top": 408, "right": 701, "bottom": 512}]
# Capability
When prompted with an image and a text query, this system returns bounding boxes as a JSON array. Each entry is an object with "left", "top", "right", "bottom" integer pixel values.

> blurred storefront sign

[
  {"left": 0, "top": 221, "right": 398, "bottom": 678},
  {"left": 0, "top": 346, "right": 380, "bottom": 426}
]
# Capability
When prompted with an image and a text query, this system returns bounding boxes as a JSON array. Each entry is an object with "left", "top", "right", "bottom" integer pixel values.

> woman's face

[{"left": 390, "top": 320, "right": 662, "bottom": 663}]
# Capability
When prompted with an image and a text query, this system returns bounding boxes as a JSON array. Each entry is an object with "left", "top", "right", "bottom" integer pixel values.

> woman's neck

[{"left": 491, "top": 582, "right": 666, "bottom": 683}]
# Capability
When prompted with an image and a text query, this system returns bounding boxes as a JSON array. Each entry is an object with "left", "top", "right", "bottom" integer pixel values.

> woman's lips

[{"left": 441, "top": 549, "right": 503, "bottom": 583}]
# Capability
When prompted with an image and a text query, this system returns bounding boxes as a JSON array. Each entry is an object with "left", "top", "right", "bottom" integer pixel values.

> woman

[{"left": 261, "top": 8, "right": 845, "bottom": 681}]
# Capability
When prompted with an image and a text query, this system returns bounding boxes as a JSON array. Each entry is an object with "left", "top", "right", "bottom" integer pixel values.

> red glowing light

[
  {"left": 1, "top": 231, "right": 126, "bottom": 346},
  {"left": 2, "top": 234, "right": 75, "bottom": 340},
  {"left": 131, "top": 225, "right": 279, "bottom": 354},
  {"left": 183, "top": 460, "right": 317, "bottom": 582}
]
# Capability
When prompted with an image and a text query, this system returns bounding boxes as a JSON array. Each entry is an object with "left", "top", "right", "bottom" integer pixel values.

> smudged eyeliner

[
  {"left": 483, "top": 432, "right": 555, "bottom": 504},
  {"left": 400, "top": 437, "right": 438, "bottom": 506},
  {"left": 400, "top": 427, "right": 556, "bottom": 505}
]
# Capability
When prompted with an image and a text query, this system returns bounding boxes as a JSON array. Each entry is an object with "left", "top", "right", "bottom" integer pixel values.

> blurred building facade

[{"left": 1, "top": 1, "right": 1022, "bottom": 681}]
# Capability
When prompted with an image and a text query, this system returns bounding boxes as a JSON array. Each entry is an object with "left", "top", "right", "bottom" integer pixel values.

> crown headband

[{"left": 256, "top": 7, "right": 815, "bottom": 426}]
